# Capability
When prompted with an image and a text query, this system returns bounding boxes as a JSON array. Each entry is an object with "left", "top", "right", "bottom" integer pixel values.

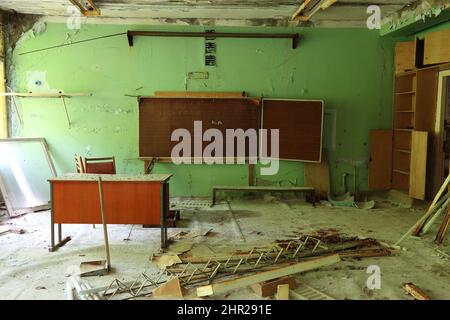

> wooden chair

[{"left": 84, "top": 156, "right": 116, "bottom": 174}]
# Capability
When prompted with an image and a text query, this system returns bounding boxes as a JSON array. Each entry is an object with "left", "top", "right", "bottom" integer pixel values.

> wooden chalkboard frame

[
  {"left": 138, "top": 96, "right": 324, "bottom": 163},
  {"left": 138, "top": 96, "right": 261, "bottom": 160},
  {"left": 260, "top": 98, "right": 324, "bottom": 163}
]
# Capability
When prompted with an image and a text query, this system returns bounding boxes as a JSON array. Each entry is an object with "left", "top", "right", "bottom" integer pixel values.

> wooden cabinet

[
  {"left": 395, "top": 41, "right": 416, "bottom": 73},
  {"left": 370, "top": 69, "right": 435, "bottom": 199},
  {"left": 370, "top": 129, "right": 427, "bottom": 199},
  {"left": 388, "top": 68, "right": 438, "bottom": 199},
  {"left": 424, "top": 29, "right": 450, "bottom": 65}
]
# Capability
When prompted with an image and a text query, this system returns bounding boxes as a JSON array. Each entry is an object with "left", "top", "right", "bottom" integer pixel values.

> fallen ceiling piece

[
  {"left": 169, "top": 228, "right": 213, "bottom": 240},
  {"left": 153, "top": 277, "right": 184, "bottom": 300},
  {"left": 69, "top": 0, "right": 101, "bottom": 16},
  {"left": 289, "top": 282, "right": 334, "bottom": 300},
  {"left": 196, "top": 254, "right": 340, "bottom": 297},
  {"left": 153, "top": 254, "right": 182, "bottom": 270},
  {"left": 403, "top": 283, "right": 431, "bottom": 300},
  {"left": 292, "top": 0, "right": 338, "bottom": 22},
  {"left": 79, "top": 260, "right": 109, "bottom": 277}
]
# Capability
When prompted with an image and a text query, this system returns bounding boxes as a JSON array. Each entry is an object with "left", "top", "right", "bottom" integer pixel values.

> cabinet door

[
  {"left": 368, "top": 130, "right": 393, "bottom": 190},
  {"left": 409, "top": 131, "right": 428, "bottom": 200},
  {"left": 395, "top": 41, "right": 416, "bottom": 72},
  {"left": 424, "top": 29, "right": 450, "bottom": 65}
]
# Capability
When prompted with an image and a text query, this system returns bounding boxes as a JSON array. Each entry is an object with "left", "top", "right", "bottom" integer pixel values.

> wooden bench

[{"left": 212, "top": 186, "right": 316, "bottom": 206}]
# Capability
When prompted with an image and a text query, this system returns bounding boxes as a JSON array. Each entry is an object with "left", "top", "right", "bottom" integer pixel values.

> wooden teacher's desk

[{"left": 48, "top": 173, "right": 172, "bottom": 251}]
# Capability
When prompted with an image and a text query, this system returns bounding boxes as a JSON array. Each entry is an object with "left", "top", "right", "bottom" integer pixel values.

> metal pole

[
  {"left": 11, "top": 96, "right": 23, "bottom": 125},
  {"left": 160, "top": 183, "right": 165, "bottom": 249},
  {"left": 98, "top": 177, "right": 111, "bottom": 269},
  {"left": 50, "top": 183, "right": 55, "bottom": 251},
  {"left": 61, "top": 97, "right": 71, "bottom": 129}
]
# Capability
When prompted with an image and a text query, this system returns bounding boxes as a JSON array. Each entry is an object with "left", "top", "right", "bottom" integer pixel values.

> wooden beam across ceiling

[
  {"left": 69, "top": 0, "right": 101, "bottom": 16},
  {"left": 292, "top": 0, "right": 338, "bottom": 21}
]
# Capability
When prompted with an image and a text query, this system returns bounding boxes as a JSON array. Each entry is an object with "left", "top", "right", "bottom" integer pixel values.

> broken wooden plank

[
  {"left": 339, "top": 247, "right": 393, "bottom": 259},
  {"left": 250, "top": 276, "right": 295, "bottom": 298},
  {"left": 276, "top": 284, "right": 290, "bottom": 300},
  {"left": 0, "top": 227, "right": 25, "bottom": 236},
  {"left": 196, "top": 254, "right": 340, "bottom": 297},
  {"left": 435, "top": 207, "right": 450, "bottom": 245},
  {"left": 403, "top": 282, "right": 431, "bottom": 300},
  {"left": 153, "top": 277, "right": 184, "bottom": 300},
  {"left": 414, "top": 193, "right": 450, "bottom": 235},
  {"left": 396, "top": 173, "right": 450, "bottom": 245}
]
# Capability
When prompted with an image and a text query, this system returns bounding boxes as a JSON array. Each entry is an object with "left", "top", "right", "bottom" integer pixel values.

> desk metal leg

[
  {"left": 160, "top": 182, "right": 169, "bottom": 250},
  {"left": 50, "top": 211, "right": 55, "bottom": 250},
  {"left": 48, "top": 184, "right": 72, "bottom": 252},
  {"left": 212, "top": 188, "right": 216, "bottom": 206},
  {"left": 58, "top": 224, "right": 62, "bottom": 243}
]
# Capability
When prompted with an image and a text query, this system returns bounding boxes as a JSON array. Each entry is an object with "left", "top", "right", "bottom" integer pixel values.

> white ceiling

[{"left": 0, "top": 0, "right": 416, "bottom": 27}]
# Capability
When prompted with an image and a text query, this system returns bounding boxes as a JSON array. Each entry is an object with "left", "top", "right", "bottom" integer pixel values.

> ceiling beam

[
  {"left": 292, "top": 0, "right": 338, "bottom": 21},
  {"left": 69, "top": 0, "right": 101, "bottom": 16}
]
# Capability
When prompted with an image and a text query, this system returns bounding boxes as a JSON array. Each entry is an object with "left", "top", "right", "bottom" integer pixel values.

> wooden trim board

[
  {"left": 196, "top": 254, "right": 340, "bottom": 297},
  {"left": 154, "top": 91, "right": 246, "bottom": 98},
  {"left": 409, "top": 131, "right": 428, "bottom": 200}
]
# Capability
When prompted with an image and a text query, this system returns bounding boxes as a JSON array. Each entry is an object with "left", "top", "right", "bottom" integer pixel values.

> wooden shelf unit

[{"left": 391, "top": 72, "right": 429, "bottom": 198}]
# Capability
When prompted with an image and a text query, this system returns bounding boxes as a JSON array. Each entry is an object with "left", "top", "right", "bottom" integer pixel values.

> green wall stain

[{"left": 10, "top": 24, "right": 395, "bottom": 197}]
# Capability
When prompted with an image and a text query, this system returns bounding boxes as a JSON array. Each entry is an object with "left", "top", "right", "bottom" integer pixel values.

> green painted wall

[{"left": 9, "top": 23, "right": 395, "bottom": 197}]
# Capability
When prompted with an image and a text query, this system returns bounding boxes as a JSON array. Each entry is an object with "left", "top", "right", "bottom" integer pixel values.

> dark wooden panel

[
  {"left": 368, "top": 130, "right": 393, "bottom": 190},
  {"left": 52, "top": 181, "right": 163, "bottom": 225},
  {"left": 262, "top": 99, "right": 323, "bottom": 162},
  {"left": 139, "top": 97, "right": 261, "bottom": 158}
]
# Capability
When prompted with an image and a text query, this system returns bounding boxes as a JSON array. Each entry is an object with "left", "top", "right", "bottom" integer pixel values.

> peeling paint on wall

[{"left": 382, "top": 0, "right": 450, "bottom": 35}]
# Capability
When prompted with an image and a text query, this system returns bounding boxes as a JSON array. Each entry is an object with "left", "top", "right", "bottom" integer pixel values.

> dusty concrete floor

[{"left": 0, "top": 197, "right": 449, "bottom": 300}]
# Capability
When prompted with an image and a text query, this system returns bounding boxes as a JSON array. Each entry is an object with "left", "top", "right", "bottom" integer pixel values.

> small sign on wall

[{"left": 205, "top": 30, "right": 216, "bottom": 66}]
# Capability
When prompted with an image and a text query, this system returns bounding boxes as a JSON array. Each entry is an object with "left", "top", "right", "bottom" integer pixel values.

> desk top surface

[{"left": 48, "top": 173, "right": 172, "bottom": 182}]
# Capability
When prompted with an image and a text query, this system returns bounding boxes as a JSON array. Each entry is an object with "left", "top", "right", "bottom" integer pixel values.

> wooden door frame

[{"left": 434, "top": 70, "right": 450, "bottom": 194}]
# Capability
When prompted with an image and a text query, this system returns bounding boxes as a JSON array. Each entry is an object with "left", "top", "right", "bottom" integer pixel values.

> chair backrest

[
  {"left": 84, "top": 156, "right": 116, "bottom": 174},
  {"left": 75, "top": 154, "right": 85, "bottom": 173}
]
